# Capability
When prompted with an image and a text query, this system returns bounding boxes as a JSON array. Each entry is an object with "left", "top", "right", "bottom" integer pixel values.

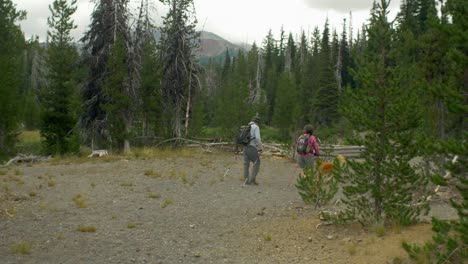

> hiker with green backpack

[
  {"left": 296, "top": 125, "right": 320, "bottom": 177},
  {"left": 238, "top": 116, "right": 263, "bottom": 186}
]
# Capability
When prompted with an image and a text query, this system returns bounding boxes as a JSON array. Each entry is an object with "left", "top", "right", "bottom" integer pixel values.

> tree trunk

[{"left": 184, "top": 68, "right": 192, "bottom": 137}]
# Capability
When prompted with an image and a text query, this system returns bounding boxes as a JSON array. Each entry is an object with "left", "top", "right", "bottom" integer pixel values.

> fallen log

[{"left": 1, "top": 154, "right": 51, "bottom": 167}]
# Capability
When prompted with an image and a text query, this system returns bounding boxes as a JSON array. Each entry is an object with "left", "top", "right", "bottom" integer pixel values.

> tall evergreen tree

[
  {"left": 315, "top": 19, "right": 339, "bottom": 126},
  {"left": 340, "top": 19, "right": 353, "bottom": 89},
  {"left": 159, "top": 0, "right": 200, "bottom": 138},
  {"left": 81, "top": 0, "right": 130, "bottom": 149},
  {"left": 296, "top": 30, "right": 312, "bottom": 125},
  {"left": 0, "top": 0, "right": 26, "bottom": 158},
  {"left": 339, "top": 0, "right": 430, "bottom": 225},
  {"left": 100, "top": 36, "right": 131, "bottom": 151},
  {"left": 140, "top": 37, "right": 162, "bottom": 138},
  {"left": 40, "top": 0, "right": 80, "bottom": 155},
  {"left": 444, "top": 0, "right": 468, "bottom": 136},
  {"left": 273, "top": 72, "right": 299, "bottom": 140}
]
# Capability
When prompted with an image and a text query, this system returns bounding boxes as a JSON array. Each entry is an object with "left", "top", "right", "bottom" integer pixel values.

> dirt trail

[{"left": 0, "top": 150, "right": 456, "bottom": 263}]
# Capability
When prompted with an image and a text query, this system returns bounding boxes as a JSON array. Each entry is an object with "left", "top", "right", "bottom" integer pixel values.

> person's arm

[
  {"left": 311, "top": 136, "right": 320, "bottom": 156},
  {"left": 254, "top": 125, "right": 263, "bottom": 151}
]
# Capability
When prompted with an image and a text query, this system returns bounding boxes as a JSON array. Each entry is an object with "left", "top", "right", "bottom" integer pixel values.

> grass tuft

[
  {"left": 347, "top": 242, "right": 357, "bottom": 255},
  {"left": 148, "top": 193, "right": 160, "bottom": 199},
  {"left": 48, "top": 180, "right": 56, "bottom": 187},
  {"left": 144, "top": 170, "right": 162, "bottom": 179},
  {"left": 77, "top": 226, "right": 96, "bottom": 232},
  {"left": 370, "top": 221, "right": 386, "bottom": 237},
  {"left": 161, "top": 198, "right": 173, "bottom": 208},
  {"left": 10, "top": 242, "right": 32, "bottom": 254},
  {"left": 72, "top": 194, "right": 88, "bottom": 208},
  {"left": 120, "top": 182, "right": 133, "bottom": 187}
]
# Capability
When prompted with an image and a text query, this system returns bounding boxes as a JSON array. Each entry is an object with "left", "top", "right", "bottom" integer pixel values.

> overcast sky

[{"left": 13, "top": 0, "right": 401, "bottom": 44}]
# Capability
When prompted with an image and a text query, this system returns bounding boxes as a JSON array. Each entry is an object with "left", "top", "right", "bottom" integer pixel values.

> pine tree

[
  {"left": 310, "top": 27, "right": 322, "bottom": 120},
  {"left": 340, "top": 19, "right": 352, "bottom": 89},
  {"left": 81, "top": 0, "right": 131, "bottom": 149},
  {"left": 140, "top": 38, "right": 162, "bottom": 138},
  {"left": 159, "top": 0, "right": 200, "bottom": 138},
  {"left": 315, "top": 19, "right": 339, "bottom": 126},
  {"left": 101, "top": 36, "right": 131, "bottom": 150},
  {"left": 272, "top": 72, "right": 299, "bottom": 140},
  {"left": 214, "top": 50, "right": 253, "bottom": 139},
  {"left": 403, "top": 137, "right": 467, "bottom": 263},
  {"left": 0, "top": 0, "right": 26, "bottom": 158},
  {"left": 296, "top": 30, "right": 312, "bottom": 125},
  {"left": 338, "top": 0, "right": 430, "bottom": 226},
  {"left": 261, "top": 30, "right": 279, "bottom": 123},
  {"left": 40, "top": 0, "right": 80, "bottom": 155},
  {"left": 402, "top": 1, "right": 467, "bottom": 260}
]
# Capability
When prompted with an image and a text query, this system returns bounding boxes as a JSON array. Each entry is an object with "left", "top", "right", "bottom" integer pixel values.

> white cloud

[
  {"left": 304, "top": 0, "right": 400, "bottom": 13},
  {"left": 13, "top": 0, "right": 401, "bottom": 45}
]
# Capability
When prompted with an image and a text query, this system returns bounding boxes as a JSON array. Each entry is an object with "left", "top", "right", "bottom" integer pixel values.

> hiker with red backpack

[{"left": 296, "top": 125, "right": 320, "bottom": 177}]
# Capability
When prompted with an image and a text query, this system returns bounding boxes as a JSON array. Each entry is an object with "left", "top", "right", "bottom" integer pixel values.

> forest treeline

[{"left": 0, "top": 0, "right": 465, "bottom": 156}]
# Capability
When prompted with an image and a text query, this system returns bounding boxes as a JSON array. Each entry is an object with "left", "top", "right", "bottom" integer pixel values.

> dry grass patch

[
  {"left": 72, "top": 194, "right": 88, "bottom": 208},
  {"left": 370, "top": 221, "right": 386, "bottom": 237},
  {"left": 180, "top": 172, "right": 188, "bottom": 184},
  {"left": 148, "top": 193, "right": 160, "bottom": 199},
  {"left": 263, "top": 234, "right": 272, "bottom": 241},
  {"left": 48, "top": 180, "right": 56, "bottom": 187},
  {"left": 131, "top": 147, "right": 197, "bottom": 159},
  {"left": 4, "top": 207, "right": 17, "bottom": 217},
  {"left": 77, "top": 226, "right": 96, "bottom": 232},
  {"left": 144, "top": 170, "right": 162, "bottom": 179},
  {"left": 347, "top": 242, "right": 357, "bottom": 255},
  {"left": 120, "top": 182, "right": 133, "bottom": 187},
  {"left": 10, "top": 242, "right": 32, "bottom": 254},
  {"left": 161, "top": 198, "right": 173, "bottom": 208}
]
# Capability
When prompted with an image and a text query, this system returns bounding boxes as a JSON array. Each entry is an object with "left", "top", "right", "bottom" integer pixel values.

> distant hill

[
  {"left": 40, "top": 30, "right": 249, "bottom": 63},
  {"left": 198, "top": 31, "right": 245, "bottom": 57},
  {"left": 197, "top": 31, "right": 252, "bottom": 64},
  {"left": 152, "top": 30, "right": 248, "bottom": 58}
]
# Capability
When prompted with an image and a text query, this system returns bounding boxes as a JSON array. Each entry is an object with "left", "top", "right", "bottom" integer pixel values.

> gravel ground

[{"left": 0, "top": 149, "right": 457, "bottom": 264}]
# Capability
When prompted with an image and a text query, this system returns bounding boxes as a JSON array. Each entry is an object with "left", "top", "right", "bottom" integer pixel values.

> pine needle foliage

[
  {"left": 159, "top": 0, "right": 200, "bottom": 138},
  {"left": 338, "top": 0, "right": 431, "bottom": 226},
  {"left": 295, "top": 159, "right": 339, "bottom": 209},
  {"left": 0, "top": 0, "right": 26, "bottom": 159},
  {"left": 403, "top": 136, "right": 467, "bottom": 263},
  {"left": 41, "top": 0, "right": 80, "bottom": 155}
]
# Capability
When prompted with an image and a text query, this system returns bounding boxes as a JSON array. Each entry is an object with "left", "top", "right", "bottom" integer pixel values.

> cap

[{"left": 252, "top": 116, "right": 261, "bottom": 123}]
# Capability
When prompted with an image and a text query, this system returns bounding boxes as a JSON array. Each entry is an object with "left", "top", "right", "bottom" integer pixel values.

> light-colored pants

[{"left": 243, "top": 145, "right": 260, "bottom": 182}]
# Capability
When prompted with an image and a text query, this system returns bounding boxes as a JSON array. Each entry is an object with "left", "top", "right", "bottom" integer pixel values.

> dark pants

[{"left": 243, "top": 145, "right": 260, "bottom": 183}]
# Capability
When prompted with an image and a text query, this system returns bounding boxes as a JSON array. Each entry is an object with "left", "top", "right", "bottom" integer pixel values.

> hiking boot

[{"left": 250, "top": 180, "right": 259, "bottom": 185}]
